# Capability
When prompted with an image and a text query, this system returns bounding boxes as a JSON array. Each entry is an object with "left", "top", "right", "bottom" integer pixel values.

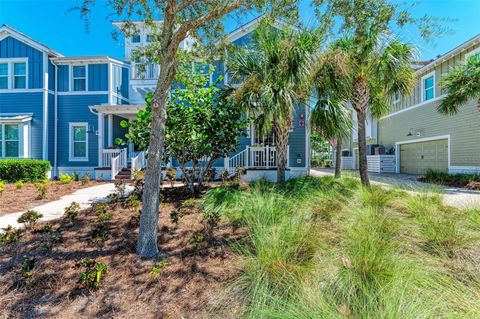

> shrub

[
  {"left": 114, "top": 180, "right": 127, "bottom": 198},
  {"left": 64, "top": 202, "right": 81, "bottom": 223},
  {"left": 35, "top": 183, "right": 48, "bottom": 199},
  {"left": 0, "top": 225, "right": 22, "bottom": 245},
  {"left": 81, "top": 173, "right": 90, "bottom": 186},
  {"left": 15, "top": 181, "right": 23, "bottom": 189},
  {"left": 17, "top": 210, "right": 43, "bottom": 230},
  {"left": 220, "top": 169, "right": 229, "bottom": 184},
  {"left": 0, "top": 159, "right": 50, "bottom": 182},
  {"left": 75, "top": 258, "right": 108, "bottom": 289},
  {"left": 93, "top": 202, "right": 110, "bottom": 222},
  {"left": 423, "top": 169, "right": 479, "bottom": 188},
  {"left": 132, "top": 170, "right": 144, "bottom": 195},
  {"left": 150, "top": 259, "right": 169, "bottom": 280},
  {"left": 124, "top": 194, "right": 141, "bottom": 210},
  {"left": 89, "top": 224, "right": 111, "bottom": 245},
  {"left": 19, "top": 257, "right": 35, "bottom": 285},
  {"left": 0, "top": 181, "right": 4, "bottom": 196},
  {"left": 165, "top": 168, "right": 177, "bottom": 187},
  {"left": 59, "top": 173, "right": 75, "bottom": 184}
]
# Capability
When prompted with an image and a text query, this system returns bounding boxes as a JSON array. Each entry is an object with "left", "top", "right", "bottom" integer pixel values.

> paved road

[{"left": 311, "top": 168, "right": 480, "bottom": 210}]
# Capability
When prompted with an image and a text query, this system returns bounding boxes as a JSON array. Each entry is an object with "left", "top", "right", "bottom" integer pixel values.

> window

[
  {"left": 69, "top": 123, "right": 88, "bottom": 161},
  {"left": 13, "top": 62, "right": 26, "bottom": 89},
  {"left": 0, "top": 124, "right": 19, "bottom": 158},
  {"left": 393, "top": 91, "right": 400, "bottom": 104},
  {"left": 146, "top": 34, "right": 153, "bottom": 42},
  {"left": 0, "top": 63, "right": 8, "bottom": 89},
  {"left": 72, "top": 65, "right": 86, "bottom": 91},
  {"left": 466, "top": 47, "right": 480, "bottom": 62},
  {"left": 422, "top": 73, "right": 435, "bottom": 101},
  {"left": 132, "top": 34, "right": 141, "bottom": 43}
]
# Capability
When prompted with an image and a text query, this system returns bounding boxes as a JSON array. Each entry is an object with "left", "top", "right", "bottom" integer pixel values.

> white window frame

[
  {"left": 131, "top": 34, "right": 141, "bottom": 43},
  {"left": 421, "top": 71, "right": 435, "bottom": 102},
  {"left": 465, "top": 47, "right": 480, "bottom": 61},
  {"left": 70, "top": 64, "right": 88, "bottom": 92},
  {"left": 0, "top": 123, "right": 26, "bottom": 158},
  {"left": 69, "top": 122, "right": 89, "bottom": 161},
  {"left": 0, "top": 58, "right": 28, "bottom": 90}
]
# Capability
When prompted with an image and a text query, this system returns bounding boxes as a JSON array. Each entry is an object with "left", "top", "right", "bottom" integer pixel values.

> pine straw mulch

[
  {"left": 0, "top": 181, "right": 106, "bottom": 216},
  {"left": 0, "top": 186, "right": 246, "bottom": 319}
]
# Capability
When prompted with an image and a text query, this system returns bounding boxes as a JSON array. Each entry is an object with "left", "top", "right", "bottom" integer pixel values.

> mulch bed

[
  {"left": 0, "top": 181, "right": 106, "bottom": 216},
  {"left": 0, "top": 186, "right": 246, "bottom": 319}
]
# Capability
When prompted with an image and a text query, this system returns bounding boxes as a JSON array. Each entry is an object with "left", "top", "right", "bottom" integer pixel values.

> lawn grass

[{"left": 203, "top": 176, "right": 480, "bottom": 318}]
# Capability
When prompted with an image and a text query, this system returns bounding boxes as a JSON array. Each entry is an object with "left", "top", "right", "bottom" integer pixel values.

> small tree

[{"left": 122, "top": 62, "right": 247, "bottom": 194}]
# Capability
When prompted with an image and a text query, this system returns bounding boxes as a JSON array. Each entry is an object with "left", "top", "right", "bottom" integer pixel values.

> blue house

[{"left": 0, "top": 17, "right": 311, "bottom": 182}]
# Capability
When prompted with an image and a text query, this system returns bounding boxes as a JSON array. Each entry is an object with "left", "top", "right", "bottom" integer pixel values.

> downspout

[{"left": 52, "top": 59, "right": 58, "bottom": 178}]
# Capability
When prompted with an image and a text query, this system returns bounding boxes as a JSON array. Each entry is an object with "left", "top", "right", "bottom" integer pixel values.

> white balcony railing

[
  {"left": 132, "top": 63, "right": 160, "bottom": 80},
  {"left": 225, "top": 145, "right": 290, "bottom": 175}
]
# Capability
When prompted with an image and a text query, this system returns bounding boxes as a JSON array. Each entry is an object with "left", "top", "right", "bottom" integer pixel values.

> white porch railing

[
  {"left": 225, "top": 145, "right": 290, "bottom": 174},
  {"left": 131, "top": 151, "right": 146, "bottom": 178},
  {"left": 102, "top": 149, "right": 126, "bottom": 167},
  {"left": 111, "top": 148, "right": 128, "bottom": 179}
]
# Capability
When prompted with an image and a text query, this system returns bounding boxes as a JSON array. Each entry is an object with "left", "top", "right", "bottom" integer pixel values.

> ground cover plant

[
  {"left": 421, "top": 169, "right": 480, "bottom": 190},
  {"left": 203, "top": 176, "right": 480, "bottom": 318}
]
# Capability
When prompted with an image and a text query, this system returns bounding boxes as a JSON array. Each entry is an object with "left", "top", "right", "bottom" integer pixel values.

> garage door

[{"left": 400, "top": 139, "right": 448, "bottom": 174}]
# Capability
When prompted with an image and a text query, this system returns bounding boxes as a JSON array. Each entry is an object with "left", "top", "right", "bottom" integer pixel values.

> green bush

[
  {"left": 0, "top": 159, "right": 50, "bottom": 182},
  {"left": 75, "top": 258, "right": 108, "bottom": 289},
  {"left": 59, "top": 173, "right": 75, "bottom": 184},
  {"left": 15, "top": 181, "right": 23, "bottom": 189},
  {"left": 17, "top": 210, "right": 43, "bottom": 230},
  {"left": 0, "top": 181, "right": 4, "bottom": 195}
]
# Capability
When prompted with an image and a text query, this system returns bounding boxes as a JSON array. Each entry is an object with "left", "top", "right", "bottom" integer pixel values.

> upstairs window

[
  {"left": 132, "top": 34, "right": 141, "bottom": 43},
  {"left": 422, "top": 73, "right": 435, "bottom": 101},
  {"left": 146, "top": 34, "right": 153, "bottom": 42},
  {"left": 72, "top": 65, "right": 86, "bottom": 91},
  {"left": 0, "top": 63, "right": 8, "bottom": 89},
  {"left": 13, "top": 62, "right": 26, "bottom": 89}
]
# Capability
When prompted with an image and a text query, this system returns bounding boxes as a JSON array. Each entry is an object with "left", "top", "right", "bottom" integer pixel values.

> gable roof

[
  {"left": 0, "top": 24, "right": 63, "bottom": 57},
  {"left": 224, "top": 15, "right": 301, "bottom": 44}
]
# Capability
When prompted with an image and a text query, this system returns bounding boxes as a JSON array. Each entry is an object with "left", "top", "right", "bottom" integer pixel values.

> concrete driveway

[{"left": 311, "top": 168, "right": 480, "bottom": 210}]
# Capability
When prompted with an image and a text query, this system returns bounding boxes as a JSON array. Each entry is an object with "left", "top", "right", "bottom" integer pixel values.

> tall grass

[{"left": 203, "top": 176, "right": 480, "bottom": 318}]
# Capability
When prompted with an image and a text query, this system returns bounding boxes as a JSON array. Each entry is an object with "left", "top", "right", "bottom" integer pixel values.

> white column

[
  {"left": 98, "top": 113, "right": 104, "bottom": 167},
  {"left": 107, "top": 114, "right": 113, "bottom": 147}
]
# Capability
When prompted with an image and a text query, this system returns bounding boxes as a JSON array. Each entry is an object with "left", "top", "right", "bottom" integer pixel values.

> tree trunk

[
  {"left": 335, "top": 139, "right": 342, "bottom": 178},
  {"left": 274, "top": 124, "right": 290, "bottom": 184},
  {"left": 136, "top": 60, "right": 175, "bottom": 258},
  {"left": 351, "top": 77, "right": 371, "bottom": 187}
]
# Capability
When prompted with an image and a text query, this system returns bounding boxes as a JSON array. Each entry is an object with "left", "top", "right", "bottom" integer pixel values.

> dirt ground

[
  {"left": 0, "top": 181, "right": 106, "bottom": 216},
  {"left": 0, "top": 186, "right": 245, "bottom": 319}
]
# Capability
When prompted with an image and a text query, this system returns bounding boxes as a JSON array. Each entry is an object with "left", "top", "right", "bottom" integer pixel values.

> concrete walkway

[
  {"left": 0, "top": 183, "right": 126, "bottom": 229},
  {"left": 311, "top": 168, "right": 480, "bottom": 210}
]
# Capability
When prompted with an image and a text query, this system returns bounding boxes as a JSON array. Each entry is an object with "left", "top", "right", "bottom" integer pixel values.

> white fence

[
  {"left": 225, "top": 145, "right": 290, "bottom": 174},
  {"left": 111, "top": 148, "right": 128, "bottom": 179},
  {"left": 340, "top": 156, "right": 354, "bottom": 170},
  {"left": 367, "top": 155, "right": 396, "bottom": 173},
  {"left": 102, "top": 149, "right": 125, "bottom": 167},
  {"left": 131, "top": 151, "right": 146, "bottom": 178}
]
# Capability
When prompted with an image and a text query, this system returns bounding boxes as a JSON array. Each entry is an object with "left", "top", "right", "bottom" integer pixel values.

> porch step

[{"left": 115, "top": 168, "right": 132, "bottom": 181}]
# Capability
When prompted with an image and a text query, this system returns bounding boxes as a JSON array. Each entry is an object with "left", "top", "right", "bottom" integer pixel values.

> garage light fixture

[{"left": 406, "top": 128, "right": 421, "bottom": 137}]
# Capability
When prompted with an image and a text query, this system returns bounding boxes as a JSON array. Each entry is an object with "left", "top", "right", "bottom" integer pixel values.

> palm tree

[
  {"left": 437, "top": 55, "right": 480, "bottom": 115},
  {"left": 228, "top": 26, "right": 318, "bottom": 184},
  {"left": 311, "top": 49, "right": 353, "bottom": 178},
  {"left": 335, "top": 34, "right": 416, "bottom": 186}
]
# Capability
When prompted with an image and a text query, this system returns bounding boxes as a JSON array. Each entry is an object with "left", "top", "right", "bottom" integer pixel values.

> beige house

[{"left": 341, "top": 34, "right": 480, "bottom": 175}]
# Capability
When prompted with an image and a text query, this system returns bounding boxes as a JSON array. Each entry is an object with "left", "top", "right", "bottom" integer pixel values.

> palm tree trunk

[
  {"left": 335, "top": 140, "right": 342, "bottom": 178},
  {"left": 352, "top": 77, "right": 371, "bottom": 187},
  {"left": 136, "top": 59, "right": 175, "bottom": 258},
  {"left": 274, "top": 125, "right": 290, "bottom": 184}
]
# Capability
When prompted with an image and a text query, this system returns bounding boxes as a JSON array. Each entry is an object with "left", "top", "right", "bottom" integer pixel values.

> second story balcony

[{"left": 131, "top": 62, "right": 160, "bottom": 80}]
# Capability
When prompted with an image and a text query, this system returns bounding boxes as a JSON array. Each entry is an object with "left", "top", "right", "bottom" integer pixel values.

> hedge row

[{"left": 0, "top": 159, "right": 50, "bottom": 182}]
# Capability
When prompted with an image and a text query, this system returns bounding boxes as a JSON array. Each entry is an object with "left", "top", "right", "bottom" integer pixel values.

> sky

[{"left": 0, "top": 0, "right": 479, "bottom": 61}]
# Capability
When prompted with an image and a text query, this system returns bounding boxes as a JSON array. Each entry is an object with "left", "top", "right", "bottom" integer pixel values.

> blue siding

[
  {"left": 288, "top": 104, "right": 307, "bottom": 168},
  {"left": 0, "top": 36, "right": 44, "bottom": 88},
  {"left": 57, "top": 94, "right": 109, "bottom": 167},
  {"left": 0, "top": 92, "right": 44, "bottom": 159},
  {"left": 112, "top": 64, "right": 129, "bottom": 101},
  {"left": 48, "top": 60, "right": 55, "bottom": 91},
  {"left": 48, "top": 93, "right": 55, "bottom": 163},
  {"left": 88, "top": 64, "right": 108, "bottom": 91},
  {"left": 121, "top": 66, "right": 129, "bottom": 98},
  {"left": 58, "top": 65, "right": 69, "bottom": 91},
  {"left": 212, "top": 60, "right": 224, "bottom": 84}
]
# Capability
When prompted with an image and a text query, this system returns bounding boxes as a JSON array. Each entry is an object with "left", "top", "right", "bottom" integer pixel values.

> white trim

[
  {"left": 54, "top": 62, "right": 58, "bottom": 177},
  {"left": 108, "top": 63, "right": 113, "bottom": 104},
  {"left": 0, "top": 123, "right": 26, "bottom": 159},
  {"left": 68, "top": 122, "right": 89, "bottom": 162},
  {"left": 0, "top": 25, "right": 63, "bottom": 57},
  {"left": 421, "top": 71, "right": 435, "bottom": 102},
  {"left": 394, "top": 135, "right": 450, "bottom": 174},
  {"left": 381, "top": 95, "right": 445, "bottom": 119},
  {"left": 465, "top": 47, "right": 480, "bottom": 60},
  {"left": 51, "top": 56, "right": 128, "bottom": 67},
  {"left": 58, "top": 91, "right": 109, "bottom": 96},
  {"left": 42, "top": 53, "right": 48, "bottom": 160},
  {"left": 97, "top": 114, "right": 104, "bottom": 166},
  {"left": 0, "top": 88, "right": 44, "bottom": 93}
]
